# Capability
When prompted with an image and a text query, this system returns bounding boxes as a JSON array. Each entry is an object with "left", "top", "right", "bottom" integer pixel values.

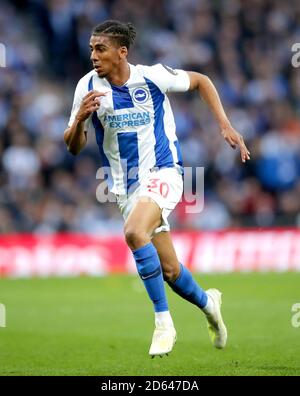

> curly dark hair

[{"left": 92, "top": 20, "right": 136, "bottom": 49}]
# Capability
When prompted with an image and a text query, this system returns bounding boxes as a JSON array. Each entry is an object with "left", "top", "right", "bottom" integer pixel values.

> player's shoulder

[
  {"left": 135, "top": 63, "right": 166, "bottom": 78},
  {"left": 134, "top": 63, "right": 183, "bottom": 90}
]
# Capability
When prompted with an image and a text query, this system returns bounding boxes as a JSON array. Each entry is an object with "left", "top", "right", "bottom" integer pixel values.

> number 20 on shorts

[{"left": 147, "top": 178, "right": 169, "bottom": 198}]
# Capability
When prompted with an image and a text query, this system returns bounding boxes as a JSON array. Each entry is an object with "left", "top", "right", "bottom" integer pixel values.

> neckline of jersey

[{"left": 107, "top": 63, "right": 133, "bottom": 88}]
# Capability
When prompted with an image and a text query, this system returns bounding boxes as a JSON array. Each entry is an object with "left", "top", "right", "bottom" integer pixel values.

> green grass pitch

[{"left": 0, "top": 273, "right": 299, "bottom": 376}]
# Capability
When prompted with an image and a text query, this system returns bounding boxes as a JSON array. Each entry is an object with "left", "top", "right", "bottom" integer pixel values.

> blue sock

[
  {"left": 167, "top": 263, "right": 208, "bottom": 309},
  {"left": 133, "top": 243, "right": 168, "bottom": 313}
]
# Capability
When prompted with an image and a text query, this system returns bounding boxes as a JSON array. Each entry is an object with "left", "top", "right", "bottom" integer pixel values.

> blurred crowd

[{"left": 0, "top": 0, "right": 300, "bottom": 234}]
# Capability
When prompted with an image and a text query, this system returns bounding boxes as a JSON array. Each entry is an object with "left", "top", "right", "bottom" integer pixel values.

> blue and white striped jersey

[{"left": 68, "top": 63, "right": 190, "bottom": 194}]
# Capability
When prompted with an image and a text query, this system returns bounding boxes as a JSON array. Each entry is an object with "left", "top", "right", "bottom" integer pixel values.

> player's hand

[
  {"left": 220, "top": 124, "right": 250, "bottom": 163},
  {"left": 75, "top": 90, "right": 107, "bottom": 122}
]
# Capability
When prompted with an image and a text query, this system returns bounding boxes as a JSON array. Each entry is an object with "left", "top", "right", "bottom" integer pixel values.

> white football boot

[
  {"left": 204, "top": 288, "right": 227, "bottom": 349},
  {"left": 149, "top": 326, "right": 177, "bottom": 357}
]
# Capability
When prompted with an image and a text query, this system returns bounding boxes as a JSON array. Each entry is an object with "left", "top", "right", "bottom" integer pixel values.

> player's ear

[{"left": 119, "top": 46, "right": 128, "bottom": 59}]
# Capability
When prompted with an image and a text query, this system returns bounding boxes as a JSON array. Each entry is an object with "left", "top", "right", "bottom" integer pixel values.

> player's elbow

[
  {"left": 188, "top": 71, "right": 210, "bottom": 91},
  {"left": 64, "top": 129, "right": 80, "bottom": 155},
  {"left": 64, "top": 137, "right": 80, "bottom": 155},
  {"left": 197, "top": 73, "right": 211, "bottom": 89},
  {"left": 64, "top": 129, "right": 71, "bottom": 147},
  {"left": 67, "top": 145, "right": 80, "bottom": 156},
  {"left": 66, "top": 140, "right": 84, "bottom": 156}
]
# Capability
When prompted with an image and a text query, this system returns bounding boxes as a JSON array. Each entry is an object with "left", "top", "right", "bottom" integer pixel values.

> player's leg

[
  {"left": 124, "top": 197, "right": 176, "bottom": 356},
  {"left": 152, "top": 231, "right": 227, "bottom": 349},
  {"left": 152, "top": 231, "right": 208, "bottom": 308}
]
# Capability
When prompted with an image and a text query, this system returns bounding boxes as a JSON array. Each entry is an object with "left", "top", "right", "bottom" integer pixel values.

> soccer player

[{"left": 64, "top": 20, "right": 250, "bottom": 357}]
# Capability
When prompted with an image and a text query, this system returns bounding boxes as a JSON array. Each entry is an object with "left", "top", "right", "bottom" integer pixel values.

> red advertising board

[{"left": 0, "top": 230, "right": 299, "bottom": 277}]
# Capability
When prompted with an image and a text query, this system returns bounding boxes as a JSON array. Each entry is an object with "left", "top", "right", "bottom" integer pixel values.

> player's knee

[
  {"left": 124, "top": 226, "right": 148, "bottom": 250},
  {"left": 162, "top": 266, "right": 180, "bottom": 283}
]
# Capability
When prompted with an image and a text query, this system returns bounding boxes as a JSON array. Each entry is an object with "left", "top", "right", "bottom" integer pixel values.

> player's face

[{"left": 89, "top": 35, "right": 127, "bottom": 78}]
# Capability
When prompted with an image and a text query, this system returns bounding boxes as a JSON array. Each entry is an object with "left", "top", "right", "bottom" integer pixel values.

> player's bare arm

[
  {"left": 64, "top": 90, "right": 105, "bottom": 155},
  {"left": 187, "top": 71, "right": 251, "bottom": 163}
]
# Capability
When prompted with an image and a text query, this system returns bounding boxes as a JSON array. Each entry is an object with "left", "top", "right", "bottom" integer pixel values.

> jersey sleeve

[
  {"left": 68, "top": 77, "right": 93, "bottom": 133},
  {"left": 140, "top": 63, "right": 190, "bottom": 93}
]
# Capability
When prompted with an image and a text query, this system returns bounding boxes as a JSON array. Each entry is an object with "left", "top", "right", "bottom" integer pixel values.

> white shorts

[{"left": 116, "top": 166, "right": 183, "bottom": 234}]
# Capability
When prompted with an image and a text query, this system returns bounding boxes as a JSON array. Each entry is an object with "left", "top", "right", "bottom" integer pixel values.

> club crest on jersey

[{"left": 132, "top": 87, "right": 149, "bottom": 104}]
